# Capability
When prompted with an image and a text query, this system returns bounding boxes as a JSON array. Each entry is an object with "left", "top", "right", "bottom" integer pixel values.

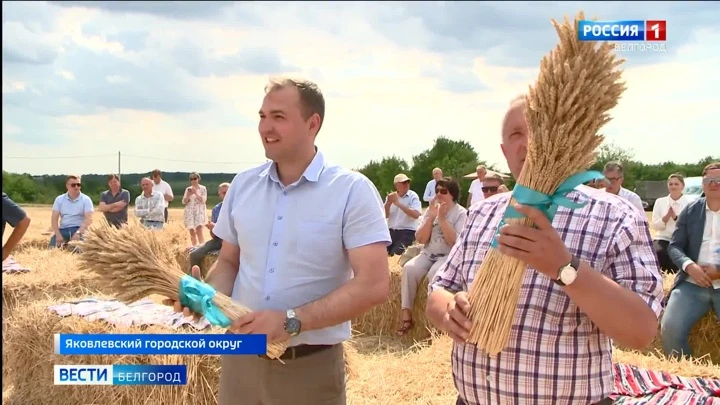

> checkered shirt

[{"left": 430, "top": 185, "right": 664, "bottom": 405}]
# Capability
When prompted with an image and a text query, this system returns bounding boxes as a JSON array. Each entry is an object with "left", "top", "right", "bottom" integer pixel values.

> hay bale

[
  {"left": 5, "top": 298, "right": 357, "bottom": 405},
  {"left": 4, "top": 298, "right": 220, "bottom": 405},
  {"left": 1, "top": 248, "right": 102, "bottom": 317},
  {"left": 353, "top": 262, "right": 434, "bottom": 342}
]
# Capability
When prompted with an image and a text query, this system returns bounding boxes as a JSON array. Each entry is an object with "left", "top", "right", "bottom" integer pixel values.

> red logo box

[{"left": 646, "top": 20, "right": 666, "bottom": 41}]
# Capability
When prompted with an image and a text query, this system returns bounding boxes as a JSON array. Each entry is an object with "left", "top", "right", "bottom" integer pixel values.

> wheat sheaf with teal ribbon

[
  {"left": 464, "top": 10, "right": 627, "bottom": 356},
  {"left": 77, "top": 219, "right": 289, "bottom": 359}
]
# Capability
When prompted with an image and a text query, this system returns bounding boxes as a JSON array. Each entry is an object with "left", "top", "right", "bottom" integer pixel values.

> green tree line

[{"left": 2, "top": 139, "right": 717, "bottom": 208}]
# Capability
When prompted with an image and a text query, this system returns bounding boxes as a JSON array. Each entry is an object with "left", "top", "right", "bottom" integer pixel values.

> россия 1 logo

[{"left": 577, "top": 20, "right": 667, "bottom": 53}]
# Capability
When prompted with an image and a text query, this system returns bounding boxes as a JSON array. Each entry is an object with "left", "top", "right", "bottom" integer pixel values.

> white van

[{"left": 683, "top": 176, "right": 704, "bottom": 201}]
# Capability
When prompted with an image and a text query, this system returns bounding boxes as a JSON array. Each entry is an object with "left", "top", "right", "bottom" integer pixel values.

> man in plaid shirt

[{"left": 426, "top": 96, "right": 664, "bottom": 405}]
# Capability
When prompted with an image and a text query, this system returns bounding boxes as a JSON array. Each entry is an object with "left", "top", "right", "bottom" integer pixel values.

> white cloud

[{"left": 1, "top": 2, "right": 718, "bottom": 176}]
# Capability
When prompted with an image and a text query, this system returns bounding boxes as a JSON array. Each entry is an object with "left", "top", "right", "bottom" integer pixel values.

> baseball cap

[{"left": 393, "top": 174, "right": 411, "bottom": 183}]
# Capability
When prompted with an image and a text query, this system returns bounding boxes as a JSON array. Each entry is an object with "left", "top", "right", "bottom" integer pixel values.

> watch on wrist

[
  {"left": 554, "top": 255, "right": 580, "bottom": 287},
  {"left": 284, "top": 309, "right": 302, "bottom": 337}
]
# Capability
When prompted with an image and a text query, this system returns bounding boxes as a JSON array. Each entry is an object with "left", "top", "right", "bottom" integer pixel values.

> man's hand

[
  {"left": 230, "top": 310, "right": 290, "bottom": 343},
  {"left": 386, "top": 192, "right": 399, "bottom": 204},
  {"left": 440, "top": 292, "right": 473, "bottom": 344},
  {"left": 687, "top": 263, "right": 713, "bottom": 287},
  {"left": 206, "top": 222, "right": 215, "bottom": 231},
  {"left": 701, "top": 264, "right": 720, "bottom": 281},
  {"left": 71, "top": 232, "right": 81, "bottom": 241},
  {"left": 496, "top": 204, "right": 572, "bottom": 279},
  {"left": 55, "top": 234, "right": 65, "bottom": 247},
  {"left": 163, "top": 266, "right": 204, "bottom": 320}
]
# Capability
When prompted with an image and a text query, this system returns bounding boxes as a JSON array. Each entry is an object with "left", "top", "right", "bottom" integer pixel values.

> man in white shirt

[
  {"left": 651, "top": 173, "right": 692, "bottom": 273},
  {"left": 466, "top": 165, "right": 487, "bottom": 207},
  {"left": 603, "top": 161, "right": 645, "bottom": 214},
  {"left": 423, "top": 167, "right": 443, "bottom": 203},
  {"left": 385, "top": 173, "right": 422, "bottom": 256},
  {"left": 151, "top": 169, "right": 174, "bottom": 223},
  {"left": 663, "top": 162, "right": 720, "bottom": 360}
]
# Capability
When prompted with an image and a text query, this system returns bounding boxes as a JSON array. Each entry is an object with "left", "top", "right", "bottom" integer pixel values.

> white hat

[{"left": 393, "top": 173, "right": 411, "bottom": 183}]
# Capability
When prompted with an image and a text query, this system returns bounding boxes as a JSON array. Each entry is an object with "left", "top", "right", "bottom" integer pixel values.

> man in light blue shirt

[
  {"left": 423, "top": 167, "right": 443, "bottom": 202},
  {"left": 172, "top": 77, "right": 391, "bottom": 405},
  {"left": 50, "top": 175, "right": 94, "bottom": 248}
]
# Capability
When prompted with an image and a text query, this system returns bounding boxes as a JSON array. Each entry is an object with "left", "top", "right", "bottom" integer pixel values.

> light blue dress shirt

[
  {"left": 52, "top": 193, "right": 94, "bottom": 229},
  {"left": 213, "top": 150, "right": 391, "bottom": 347}
]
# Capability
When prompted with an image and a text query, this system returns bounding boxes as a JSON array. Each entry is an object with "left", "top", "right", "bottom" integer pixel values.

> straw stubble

[
  {"left": 77, "top": 218, "right": 288, "bottom": 359},
  {"left": 465, "top": 11, "right": 626, "bottom": 355}
]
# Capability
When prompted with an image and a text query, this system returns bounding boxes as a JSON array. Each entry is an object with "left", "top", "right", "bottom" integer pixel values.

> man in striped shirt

[{"left": 426, "top": 96, "right": 664, "bottom": 405}]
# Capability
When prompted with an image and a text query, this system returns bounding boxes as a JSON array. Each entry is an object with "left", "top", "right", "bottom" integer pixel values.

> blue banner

[
  {"left": 54, "top": 333, "right": 267, "bottom": 356},
  {"left": 578, "top": 20, "right": 645, "bottom": 41},
  {"left": 54, "top": 365, "right": 187, "bottom": 385}
]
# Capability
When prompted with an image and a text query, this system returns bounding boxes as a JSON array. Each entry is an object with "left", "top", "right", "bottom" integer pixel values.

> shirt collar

[
  {"left": 259, "top": 148, "right": 326, "bottom": 184},
  {"left": 65, "top": 192, "right": 81, "bottom": 202}
]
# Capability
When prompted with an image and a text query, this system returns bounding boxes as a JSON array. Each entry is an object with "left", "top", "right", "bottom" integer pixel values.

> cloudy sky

[{"left": 2, "top": 1, "right": 719, "bottom": 176}]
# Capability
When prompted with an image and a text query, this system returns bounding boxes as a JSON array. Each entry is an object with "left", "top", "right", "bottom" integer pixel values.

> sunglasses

[
  {"left": 70, "top": 183, "right": 82, "bottom": 188},
  {"left": 703, "top": 177, "right": 720, "bottom": 186},
  {"left": 435, "top": 188, "right": 448, "bottom": 195},
  {"left": 482, "top": 186, "right": 498, "bottom": 193},
  {"left": 190, "top": 177, "right": 199, "bottom": 181}
]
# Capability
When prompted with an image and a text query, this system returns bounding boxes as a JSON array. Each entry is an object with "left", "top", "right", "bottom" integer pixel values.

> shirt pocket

[{"left": 295, "top": 221, "right": 343, "bottom": 269}]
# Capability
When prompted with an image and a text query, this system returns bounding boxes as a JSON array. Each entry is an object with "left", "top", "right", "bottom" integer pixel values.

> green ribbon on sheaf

[
  {"left": 490, "top": 170, "right": 604, "bottom": 248},
  {"left": 178, "top": 275, "right": 232, "bottom": 328}
]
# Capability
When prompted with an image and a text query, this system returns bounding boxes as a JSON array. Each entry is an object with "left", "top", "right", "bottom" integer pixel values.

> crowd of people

[{"left": 1, "top": 76, "right": 719, "bottom": 405}]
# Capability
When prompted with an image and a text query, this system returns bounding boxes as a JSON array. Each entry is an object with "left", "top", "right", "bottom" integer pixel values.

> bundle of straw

[
  {"left": 465, "top": 11, "right": 626, "bottom": 355},
  {"left": 76, "top": 219, "right": 288, "bottom": 359}
]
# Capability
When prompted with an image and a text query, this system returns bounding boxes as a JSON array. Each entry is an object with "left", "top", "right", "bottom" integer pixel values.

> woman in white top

[
  {"left": 397, "top": 177, "right": 468, "bottom": 336},
  {"left": 182, "top": 172, "right": 208, "bottom": 247},
  {"left": 651, "top": 173, "right": 691, "bottom": 273}
]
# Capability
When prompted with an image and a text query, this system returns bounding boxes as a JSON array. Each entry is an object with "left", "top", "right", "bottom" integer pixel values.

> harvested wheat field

[{"left": 2, "top": 206, "right": 719, "bottom": 404}]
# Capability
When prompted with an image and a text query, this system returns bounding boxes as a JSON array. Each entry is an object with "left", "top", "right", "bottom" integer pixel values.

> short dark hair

[
  {"left": 483, "top": 173, "right": 504, "bottom": 186},
  {"left": 265, "top": 77, "right": 325, "bottom": 134},
  {"left": 151, "top": 169, "right": 162, "bottom": 178},
  {"left": 66, "top": 175, "right": 80, "bottom": 183},
  {"left": 436, "top": 176, "right": 461, "bottom": 203},
  {"left": 604, "top": 161, "right": 624, "bottom": 176},
  {"left": 107, "top": 174, "right": 120, "bottom": 182},
  {"left": 702, "top": 162, "right": 720, "bottom": 176}
]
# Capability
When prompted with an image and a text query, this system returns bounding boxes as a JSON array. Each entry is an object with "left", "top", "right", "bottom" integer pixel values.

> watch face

[
  {"left": 560, "top": 266, "right": 577, "bottom": 285},
  {"left": 285, "top": 318, "right": 301, "bottom": 336}
]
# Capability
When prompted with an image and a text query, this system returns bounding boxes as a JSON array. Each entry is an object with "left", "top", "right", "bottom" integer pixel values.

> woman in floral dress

[{"left": 182, "top": 172, "right": 207, "bottom": 247}]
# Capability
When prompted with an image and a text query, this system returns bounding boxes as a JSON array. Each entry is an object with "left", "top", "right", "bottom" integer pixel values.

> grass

[{"left": 2, "top": 206, "right": 718, "bottom": 404}]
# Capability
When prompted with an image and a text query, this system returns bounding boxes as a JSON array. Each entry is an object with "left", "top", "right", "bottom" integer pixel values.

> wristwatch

[
  {"left": 284, "top": 309, "right": 302, "bottom": 337},
  {"left": 554, "top": 255, "right": 580, "bottom": 286}
]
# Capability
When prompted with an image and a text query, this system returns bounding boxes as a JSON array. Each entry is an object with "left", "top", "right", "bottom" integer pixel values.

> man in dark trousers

[
  {"left": 2, "top": 192, "right": 31, "bottom": 261},
  {"left": 662, "top": 162, "right": 720, "bottom": 359}
]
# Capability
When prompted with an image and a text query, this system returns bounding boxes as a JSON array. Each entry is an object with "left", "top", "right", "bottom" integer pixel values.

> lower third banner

[{"left": 54, "top": 365, "right": 187, "bottom": 385}]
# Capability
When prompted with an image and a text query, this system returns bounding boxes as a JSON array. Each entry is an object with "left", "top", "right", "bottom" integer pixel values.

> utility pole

[{"left": 118, "top": 151, "right": 121, "bottom": 179}]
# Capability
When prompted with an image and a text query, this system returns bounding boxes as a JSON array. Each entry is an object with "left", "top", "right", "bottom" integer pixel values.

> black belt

[{"left": 258, "top": 344, "right": 336, "bottom": 360}]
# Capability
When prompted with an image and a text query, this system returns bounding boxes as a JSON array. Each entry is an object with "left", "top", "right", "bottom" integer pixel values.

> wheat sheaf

[
  {"left": 465, "top": 11, "right": 626, "bottom": 355},
  {"left": 77, "top": 219, "right": 289, "bottom": 359}
]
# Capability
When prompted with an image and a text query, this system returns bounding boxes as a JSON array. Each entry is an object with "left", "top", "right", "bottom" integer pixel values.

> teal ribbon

[
  {"left": 490, "top": 170, "right": 603, "bottom": 248},
  {"left": 178, "top": 275, "right": 232, "bottom": 328}
]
